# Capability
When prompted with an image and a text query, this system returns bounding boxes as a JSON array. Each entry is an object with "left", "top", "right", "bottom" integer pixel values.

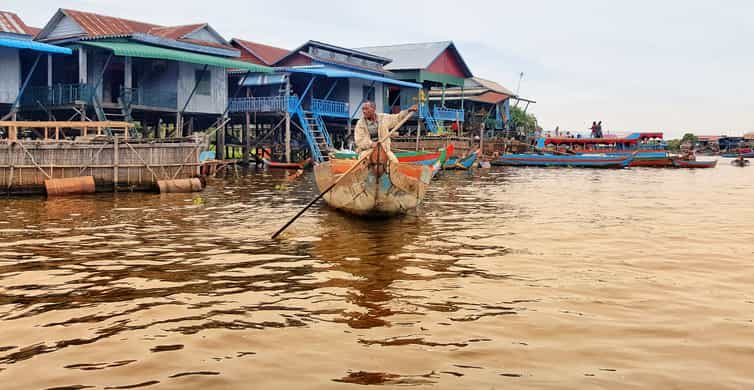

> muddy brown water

[{"left": 0, "top": 162, "right": 752, "bottom": 389}]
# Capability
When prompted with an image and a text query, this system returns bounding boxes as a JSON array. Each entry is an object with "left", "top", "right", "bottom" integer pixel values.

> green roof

[{"left": 81, "top": 41, "right": 272, "bottom": 73}]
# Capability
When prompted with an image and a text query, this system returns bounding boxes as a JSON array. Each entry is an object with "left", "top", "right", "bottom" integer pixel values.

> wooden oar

[{"left": 271, "top": 110, "right": 415, "bottom": 239}]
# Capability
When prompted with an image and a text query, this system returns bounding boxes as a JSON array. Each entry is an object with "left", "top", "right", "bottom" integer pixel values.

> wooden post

[
  {"left": 47, "top": 54, "right": 53, "bottom": 87},
  {"left": 113, "top": 136, "right": 119, "bottom": 191},
  {"left": 175, "top": 112, "right": 182, "bottom": 138},
  {"left": 55, "top": 127, "right": 59, "bottom": 140},
  {"left": 243, "top": 112, "right": 250, "bottom": 165},
  {"left": 285, "top": 79, "right": 291, "bottom": 163},
  {"left": 416, "top": 119, "right": 421, "bottom": 151},
  {"left": 217, "top": 122, "right": 226, "bottom": 160},
  {"left": 124, "top": 56, "right": 132, "bottom": 89},
  {"left": 78, "top": 47, "right": 87, "bottom": 84}
]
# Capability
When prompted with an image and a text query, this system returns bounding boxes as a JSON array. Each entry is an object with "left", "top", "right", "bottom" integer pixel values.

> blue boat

[
  {"left": 443, "top": 150, "right": 478, "bottom": 170},
  {"left": 492, "top": 153, "right": 633, "bottom": 168}
]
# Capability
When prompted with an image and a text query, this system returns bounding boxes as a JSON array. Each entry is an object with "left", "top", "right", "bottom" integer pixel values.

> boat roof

[{"left": 545, "top": 132, "right": 663, "bottom": 145}]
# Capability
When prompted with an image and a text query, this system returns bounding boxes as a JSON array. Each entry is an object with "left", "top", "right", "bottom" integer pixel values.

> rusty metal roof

[
  {"left": 58, "top": 9, "right": 233, "bottom": 51},
  {"left": 0, "top": 10, "right": 34, "bottom": 35},
  {"left": 63, "top": 9, "right": 157, "bottom": 36},
  {"left": 232, "top": 38, "right": 290, "bottom": 66}
]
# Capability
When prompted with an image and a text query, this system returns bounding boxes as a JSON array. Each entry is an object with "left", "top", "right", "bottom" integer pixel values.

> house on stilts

[
  {"left": 22, "top": 8, "right": 270, "bottom": 137},
  {"left": 356, "top": 41, "right": 473, "bottom": 136},
  {"left": 0, "top": 10, "right": 71, "bottom": 120},
  {"left": 227, "top": 40, "right": 422, "bottom": 163}
]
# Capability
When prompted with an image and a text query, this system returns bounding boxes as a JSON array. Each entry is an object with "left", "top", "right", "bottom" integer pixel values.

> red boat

[
  {"left": 262, "top": 158, "right": 312, "bottom": 169},
  {"left": 672, "top": 159, "right": 717, "bottom": 168}
]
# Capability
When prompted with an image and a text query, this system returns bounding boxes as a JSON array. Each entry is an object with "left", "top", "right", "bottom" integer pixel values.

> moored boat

[
  {"left": 313, "top": 146, "right": 434, "bottom": 217},
  {"left": 671, "top": 159, "right": 717, "bottom": 168},
  {"left": 262, "top": 158, "right": 312, "bottom": 169},
  {"left": 543, "top": 132, "right": 671, "bottom": 167},
  {"left": 731, "top": 159, "right": 750, "bottom": 167},
  {"left": 443, "top": 150, "right": 478, "bottom": 170},
  {"left": 492, "top": 153, "right": 633, "bottom": 168}
]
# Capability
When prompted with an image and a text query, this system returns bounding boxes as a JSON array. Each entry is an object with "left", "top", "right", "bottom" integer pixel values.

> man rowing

[{"left": 354, "top": 101, "right": 418, "bottom": 163}]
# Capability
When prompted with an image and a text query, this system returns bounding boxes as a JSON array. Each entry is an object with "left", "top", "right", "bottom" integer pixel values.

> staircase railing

[
  {"left": 313, "top": 113, "right": 334, "bottom": 148},
  {"left": 292, "top": 105, "right": 325, "bottom": 162}
]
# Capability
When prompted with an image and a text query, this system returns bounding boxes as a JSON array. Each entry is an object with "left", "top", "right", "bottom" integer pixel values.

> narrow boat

[
  {"left": 543, "top": 132, "right": 672, "bottom": 167},
  {"left": 492, "top": 153, "right": 633, "bottom": 168},
  {"left": 444, "top": 150, "right": 478, "bottom": 170},
  {"left": 742, "top": 151, "right": 754, "bottom": 158},
  {"left": 332, "top": 144, "right": 454, "bottom": 167},
  {"left": 313, "top": 146, "right": 433, "bottom": 217},
  {"left": 731, "top": 159, "right": 750, "bottom": 167},
  {"left": 721, "top": 152, "right": 740, "bottom": 158},
  {"left": 671, "top": 159, "right": 717, "bottom": 168},
  {"left": 262, "top": 158, "right": 312, "bottom": 169}
]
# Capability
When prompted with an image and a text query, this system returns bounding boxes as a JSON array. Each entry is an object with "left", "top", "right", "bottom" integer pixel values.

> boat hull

[
  {"left": 262, "top": 158, "right": 312, "bottom": 169},
  {"left": 492, "top": 153, "right": 633, "bottom": 168},
  {"left": 671, "top": 159, "right": 717, "bottom": 168},
  {"left": 444, "top": 151, "right": 478, "bottom": 170},
  {"left": 314, "top": 155, "right": 433, "bottom": 217}
]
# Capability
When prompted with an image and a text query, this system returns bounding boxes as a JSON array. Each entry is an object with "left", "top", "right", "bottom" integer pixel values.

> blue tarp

[
  {"left": 242, "top": 65, "right": 422, "bottom": 89},
  {"left": 0, "top": 38, "right": 72, "bottom": 55}
]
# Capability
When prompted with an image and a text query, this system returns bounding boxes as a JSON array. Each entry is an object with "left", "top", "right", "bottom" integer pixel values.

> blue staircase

[
  {"left": 292, "top": 105, "right": 333, "bottom": 162},
  {"left": 419, "top": 104, "right": 440, "bottom": 134}
]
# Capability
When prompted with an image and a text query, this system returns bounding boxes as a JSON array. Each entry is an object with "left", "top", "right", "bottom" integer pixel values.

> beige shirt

[{"left": 354, "top": 110, "right": 412, "bottom": 153}]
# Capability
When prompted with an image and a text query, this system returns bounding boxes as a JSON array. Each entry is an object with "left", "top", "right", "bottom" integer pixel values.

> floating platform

[{"left": 0, "top": 121, "right": 203, "bottom": 195}]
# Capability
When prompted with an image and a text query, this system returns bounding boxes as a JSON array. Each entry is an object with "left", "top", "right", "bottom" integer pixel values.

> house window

[
  {"left": 363, "top": 85, "right": 375, "bottom": 102},
  {"left": 195, "top": 70, "right": 211, "bottom": 96}
]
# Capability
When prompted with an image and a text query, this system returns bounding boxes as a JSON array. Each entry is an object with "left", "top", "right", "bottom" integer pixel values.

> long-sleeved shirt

[{"left": 354, "top": 110, "right": 413, "bottom": 154}]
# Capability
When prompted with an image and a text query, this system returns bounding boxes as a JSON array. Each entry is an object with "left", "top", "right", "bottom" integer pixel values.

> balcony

[
  {"left": 311, "top": 98, "right": 349, "bottom": 118},
  {"left": 121, "top": 87, "right": 177, "bottom": 109},
  {"left": 433, "top": 107, "right": 465, "bottom": 122},
  {"left": 229, "top": 96, "right": 298, "bottom": 113},
  {"left": 20, "top": 84, "right": 95, "bottom": 107}
]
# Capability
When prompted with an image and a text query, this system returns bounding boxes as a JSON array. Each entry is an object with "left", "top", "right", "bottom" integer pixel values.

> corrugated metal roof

[
  {"left": 56, "top": 9, "right": 233, "bottom": 51},
  {"left": 0, "top": 37, "right": 72, "bottom": 54},
  {"left": 466, "top": 77, "right": 515, "bottom": 96},
  {"left": 80, "top": 41, "right": 270, "bottom": 72},
  {"left": 63, "top": 9, "right": 157, "bottom": 36},
  {"left": 0, "top": 11, "right": 34, "bottom": 35},
  {"left": 232, "top": 38, "right": 290, "bottom": 66},
  {"left": 356, "top": 41, "right": 451, "bottom": 70},
  {"left": 255, "top": 65, "right": 421, "bottom": 89}
]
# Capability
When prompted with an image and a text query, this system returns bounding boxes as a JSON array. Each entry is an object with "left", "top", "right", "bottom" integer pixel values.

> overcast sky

[{"left": 7, "top": 0, "right": 753, "bottom": 138}]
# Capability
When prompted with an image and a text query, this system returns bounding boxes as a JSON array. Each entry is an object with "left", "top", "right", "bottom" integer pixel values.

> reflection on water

[{"left": 0, "top": 164, "right": 753, "bottom": 389}]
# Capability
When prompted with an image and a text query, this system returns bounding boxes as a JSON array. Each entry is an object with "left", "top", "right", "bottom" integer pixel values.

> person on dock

[{"left": 355, "top": 101, "right": 418, "bottom": 163}]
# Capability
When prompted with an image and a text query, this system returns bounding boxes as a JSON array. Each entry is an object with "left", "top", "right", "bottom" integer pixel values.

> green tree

[{"left": 510, "top": 106, "right": 538, "bottom": 135}]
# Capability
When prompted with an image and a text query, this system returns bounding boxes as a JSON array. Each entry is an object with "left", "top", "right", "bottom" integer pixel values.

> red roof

[
  {"left": 149, "top": 24, "right": 205, "bottom": 40},
  {"left": 0, "top": 10, "right": 35, "bottom": 35},
  {"left": 468, "top": 91, "right": 510, "bottom": 104},
  {"left": 232, "top": 38, "right": 289, "bottom": 66}
]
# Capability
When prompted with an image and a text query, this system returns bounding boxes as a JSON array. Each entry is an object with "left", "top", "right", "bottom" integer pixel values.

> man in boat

[{"left": 354, "top": 101, "right": 418, "bottom": 163}]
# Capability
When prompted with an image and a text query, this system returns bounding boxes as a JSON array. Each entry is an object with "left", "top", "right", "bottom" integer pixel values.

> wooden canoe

[
  {"left": 262, "top": 158, "right": 312, "bottom": 169},
  {"left": 444, "top": 150, "right": 478, "bottom": 170},
  {"left": 671, "top": 159, "right": 717, "bottom": 168},
  {"left": 314, "top": 147, "right": 433, "bottom": 217}
]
